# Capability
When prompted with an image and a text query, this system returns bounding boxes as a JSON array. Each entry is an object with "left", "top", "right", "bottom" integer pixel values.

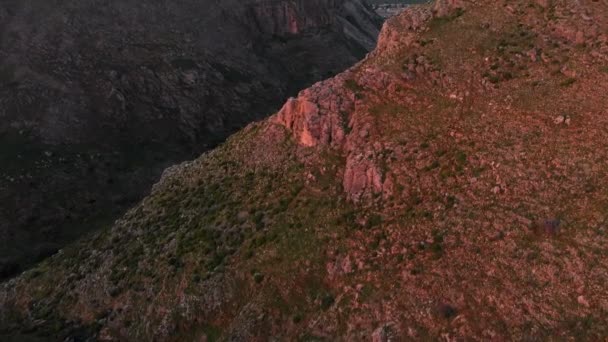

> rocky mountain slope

[
  {"left": 2, "top": 0, "right": 608, "bottom": 340},
  {"left": 0, "top": 0, "right": 381, "bottom": 280}
]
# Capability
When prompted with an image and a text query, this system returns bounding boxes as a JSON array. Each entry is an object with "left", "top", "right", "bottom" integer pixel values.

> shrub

[
  {"left": 366, "top": 214, "right": 382, "bottom": 228},
  {"left": 560, "top": 78, "right": 576, "bottom": 87},
  {"left": 320, "top": 293, "right": 335, "bottom": 310},
  {"left": 253, "top": 272, "right": 264, "bottom": 283},
  {"left": 344, "top": 79, "right": 364, "bottom": 93}
]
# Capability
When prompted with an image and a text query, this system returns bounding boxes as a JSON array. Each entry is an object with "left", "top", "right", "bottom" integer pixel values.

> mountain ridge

[
  {"left": 0, "top": 0, "right": 381, "bottom": 280},
  {"left": 2, "top": 0, "right": 608, "bottom": 340}
]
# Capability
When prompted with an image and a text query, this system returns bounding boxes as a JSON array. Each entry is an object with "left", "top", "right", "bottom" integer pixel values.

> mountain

[
  {"left": 2, "top": 0, "right": 608, "bottom": 340},
  {"left": 0, "top": 0, "right": 381, "bottom": 280}
]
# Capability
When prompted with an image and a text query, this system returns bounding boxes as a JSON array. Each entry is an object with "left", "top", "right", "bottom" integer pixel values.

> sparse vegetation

[
  {"left": 560, "top": 77, "right": 576, "bottom": 87},
  {"left": 344, "top": 79, "right": 364, "bottom": 93},
  {"left": 3, "top": 1, "right": 608, "bottom": 341},
  {"left": 320, "top": 293, "right": 335, "bottom": 311}
]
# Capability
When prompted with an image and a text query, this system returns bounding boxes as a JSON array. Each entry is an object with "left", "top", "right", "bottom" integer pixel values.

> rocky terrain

[
  {"left": 0, "top": 0, "right": 381, "bottom": 280},
  {"left": 2, "top": 0, "right": 608, "bottom": 340}
]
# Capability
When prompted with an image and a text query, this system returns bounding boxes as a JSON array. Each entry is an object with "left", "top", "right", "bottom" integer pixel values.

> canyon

[{"left": 0, "top": 0, "right": 381, "bottom": 280}]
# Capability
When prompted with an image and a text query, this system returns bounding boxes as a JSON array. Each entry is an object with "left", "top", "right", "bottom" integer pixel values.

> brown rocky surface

[{"left": 2, "top": 0, "right": 608, "bottom": 340}]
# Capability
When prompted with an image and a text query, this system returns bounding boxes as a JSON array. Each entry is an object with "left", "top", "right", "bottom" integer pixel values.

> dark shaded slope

[{"left": 0, "top": 0, "right": 381, "bottom": 280}]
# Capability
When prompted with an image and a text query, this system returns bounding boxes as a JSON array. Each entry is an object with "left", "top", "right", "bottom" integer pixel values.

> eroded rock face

[
  {"left": 274, "top": 98, "right": 323, "bottom": 147},
  {"left": 0, "top": 0, "right": 381, "bottom": 280},
  {"left": 343, "top": 151, "right": 385, "bottom": 201},
  {"left": 274, "top": 63, "right": 411, "bottom": 202},
  {"left": 273, "top": 75, "right": 356, "bottom": 148}
]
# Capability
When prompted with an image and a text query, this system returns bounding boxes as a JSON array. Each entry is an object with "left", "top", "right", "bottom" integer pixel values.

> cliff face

[
  {"left": 0, "top": 0, "right": 381, "bottom": 280},
  {"left": 3, "top": 0, "right": 608, "bottom": 340}
]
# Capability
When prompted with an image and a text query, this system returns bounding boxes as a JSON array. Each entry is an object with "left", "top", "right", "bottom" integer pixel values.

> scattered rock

[
  {"left": 577, "top": 295, "right": 590, "bottom": 307},
  {"left": 560, "top": 66, "right": 577, "bottom": 78},
  {"left": 554, "top": 115, "right": 571, "bottom": 125},
  {"left": 527, "top": 48, "right": 539, "bottom": 62}
]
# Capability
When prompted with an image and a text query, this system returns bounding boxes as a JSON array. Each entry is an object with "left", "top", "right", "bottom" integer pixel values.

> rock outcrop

[{"left": 273, "top": 75, "right": 356, "bottom": 148}]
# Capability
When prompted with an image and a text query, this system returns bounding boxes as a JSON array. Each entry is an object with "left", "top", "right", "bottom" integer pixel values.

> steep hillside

[
  {"left": 0, "top": 0, "right": 381, "bottom": 280},
  {"left": 2, "top": 0, "right": 608, "bottom": 340}
]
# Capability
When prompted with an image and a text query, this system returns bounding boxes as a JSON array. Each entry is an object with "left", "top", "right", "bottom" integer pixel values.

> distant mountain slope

[
  {"left": 0, "top": 0, "right": 381, "bottom": 280},
  {"left": 2, "top": 0, "right": 608, "bottom": 340},
  {"left": 368, "top": 0, "right": 429, "bottom": 4}
]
